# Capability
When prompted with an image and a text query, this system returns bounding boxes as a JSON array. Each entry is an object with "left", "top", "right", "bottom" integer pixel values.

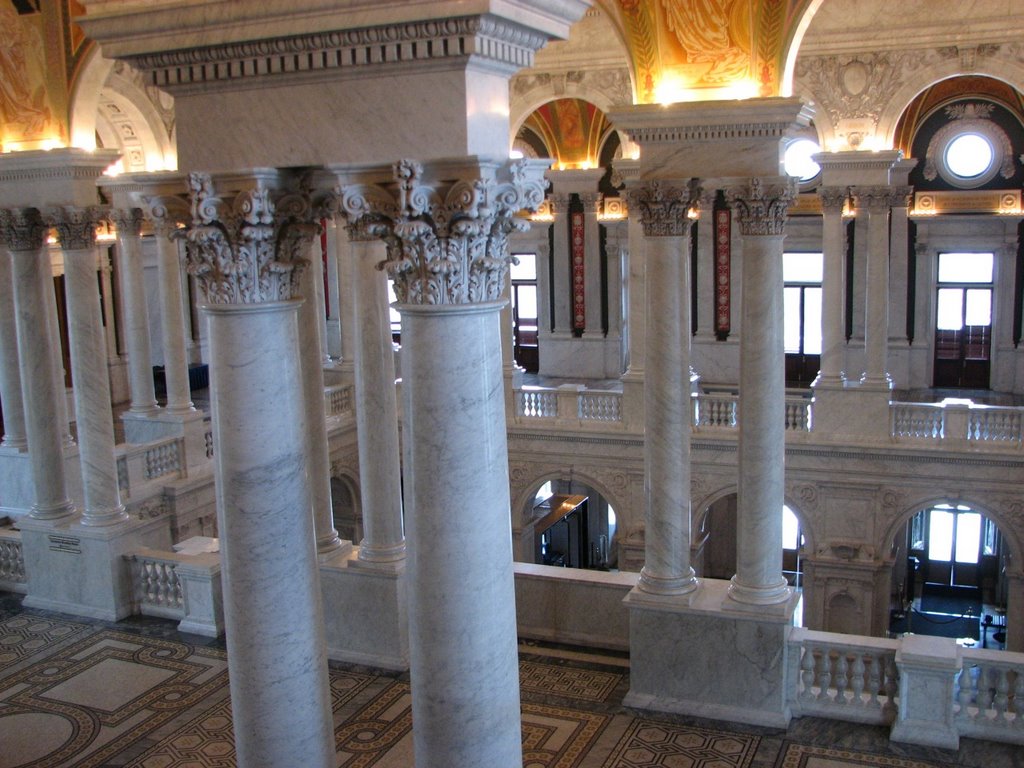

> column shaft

[
  {"left": 154, "top": 227, "right": 195, "bottom": 413},
  {"left": 98, "top": 250, "right": 120, "bottom": 363},
  {"left": 54, "top": 208, "right": 126, "bottom": 524},
  {"left": 695, "top": 190, "right": 716, "bottom": 340},
  {"left": 550, "top": 194, "right": 573, "bottom": 335},
  {"left": 324, "top": 219, "right": 343, "bottom": 358},
  {"left": 112, "top": 209, "right": 159, "bottom": 415},
  {"left": 402, "top": 301, "right": 521, "bottom": 768},
  {"left": 311, "top": 227, "right": 331, "bottom": 363},
  {"left": 39, "top": 244, "right": 73, "bottom": 445},
  {"left": 0, "top": 251, "right": 27, "bottom": 448},
  {"left": 861, "top": 193, "right": 892, "bottom": 386},
  {"left": 333, "top": 221, "right": 357, "bottom": 376},
  {"left": 816, "top": 188, "right": 848, "bottom": 385},
  {"left": 624, "top": 212, "right": 646, "bottom": 376},
  {"left": 582, "top": 192, "right": 603, "bottom": 336}
]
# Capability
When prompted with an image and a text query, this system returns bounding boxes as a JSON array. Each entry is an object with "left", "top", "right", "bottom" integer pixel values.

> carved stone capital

[
  {"left": 339, "top": 159, "right": 547, "bottom": 306},
  {"left": 548, "top": 193, "right": 572, "bottom": 215},
  {"left": 818, "top": 186, "right": 849, "bottom": 215},
  {"left": 0, "top": 207, "right": 48, "bottom": 253},
  {"left": 47, "top": 206, "right": 107, "bottom": 251},
  {"left": 625, "top": 182, "right": 692, "bottom": 238},
  {"left": 852, "top": 185, "right": 909, "bottom": 212},
  {"left": 578, "top": 191, "right": 602, "bottom": 212},
  {"left": 143, "top": 195, "right": 190, "bottom": 238},
  {"left": 109, "top": 207, "right": 145, "bottom": 238},
  {"left": 726, "top": 178, "right": 796, "bottom": 237},
  {"left": 178, "top": 173, "right": 316, "bottom": 305}
]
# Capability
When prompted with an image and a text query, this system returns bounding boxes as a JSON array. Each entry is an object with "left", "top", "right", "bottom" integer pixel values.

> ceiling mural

[
  {"left": 610, "top": 0, "right": 814, "bottom": 103},
  {"left": 522, "top": 99, "right": 611, "bottom": 169}
]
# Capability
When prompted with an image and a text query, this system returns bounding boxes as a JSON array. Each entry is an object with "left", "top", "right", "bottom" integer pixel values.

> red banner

[
  {"left": 714, "top": 208, "right": 731, "bottom": 337},
  {"left": 571, "top": 210, "right": 585, "bottom": 331}
]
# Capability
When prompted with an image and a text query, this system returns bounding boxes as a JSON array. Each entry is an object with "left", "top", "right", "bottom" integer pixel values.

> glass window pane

[
  {"left": 784, "top": 286, "right": 802, "bottom": 353},
  {"left": 936, "top": 288, "right": 964, "bottom": 331},
  {"left": 945, "top": 134, "right": 993, "bottom": 179},
  {"left": 938, "top": 252, "right": 993, "bottom": 283},
  {"left": 516, "top": 286, "right": 538, "bottom": 320},
  {"left": 802, "top": 287, "right": 822, "bottom": 355},
  {"left": 784, "top": 139, "right": 822, "bottom": 182},
  {"left": 928, "top": 509, "right": 953, "bottom": 562},
  {"left": 964, "top": 289, "right": 991, "bottom": 326},
  {"left": 783, "top": 252, "right": 823, "bottom": 283},
  {"left": 782, "top": 506, "right": 799, "bottom": 550},
  {"left": 955, "top": 512, "right": 981, "bottom": 564},
  {"left": 510, "top": 252, "right": 537, "bottom": 281}
]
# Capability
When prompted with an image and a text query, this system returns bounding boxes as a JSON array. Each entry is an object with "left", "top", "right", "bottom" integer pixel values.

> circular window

[
  {"left": 784, "top": 138, "right": 822, "bottom": 183},
  {"left": 943, "top": 133, "right": 993, "bottom": 179}
]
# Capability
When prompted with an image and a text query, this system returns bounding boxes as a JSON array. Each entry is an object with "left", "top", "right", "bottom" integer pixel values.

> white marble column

[
  {"left": 629, "top": 183, "right": 698, "bottom": 596},
  {"left": 694, "top": 188, "right": 717, "bottom": 341},
  {"left": 147, "top": 204, "right": 196, "bottom": 415},
  {"left": 727, "top": 178, "right": 795, "bottom": 606},
  {"left": 549, "top": 193, "right": 573, "bottom": 336},
  {"left": 97, "top": 248, "right": 120, "bottom": 364},
  {"left": 345, "top": 223, "right": 406, "bottom": 564},
  {"left": 310, "top": 223, "right": 332, "bottom": 364},
  {"left": 110, "top": 208, "right": 160, "bottom": 416},
  {"left": 1, "top": 208, "right": 76, "bottom": 520},
  {"left": 814, "top": 187, "right": 849, "bottom": 386},
  {"left": 855, "top": 186, "right": 903, "bottom": 388},
  {"left": 181, "top": 173, "right": 334, "bottom": 768},
  {"left": 888, "top": 162, "right": 917, "bottom": 345},
  {"left": 324, "top": 219, "right": 343, "bottom": 359},
  {"left": 581, "top": 191, "right": 603, "bottom": 336},
  {"left": 332, "top": 219, "right": 357, "bottom": 378},
  {"left": 352, "top": 158, "right": 545, "bottom": 768},
  {"left": 49, "top": 206, "right": 127, "bottom": 526},
  {"left": 0, "top": 248, "right": 27, "bottom": 449},
  {"left": 40, "top": 243, "right": 74, "bottom": 446}
]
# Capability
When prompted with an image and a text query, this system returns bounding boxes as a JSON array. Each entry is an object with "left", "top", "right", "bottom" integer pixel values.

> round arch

[
  {"left": 329, "top": 468, "right": 363, "bottom": 545},
  {"left": 509, "top": 94, "right": 632, "bottom": 162},
  {"left": 692, "top": 484, "right": 818, "bottom": 557},
  {"left": 512, "top": 468, "right": 629, "bottom": 531},
  {"left": 68, "top": 46, "right": 113, "bottom": 150},
  {"left": 779, "top": 0, "right": 826, "bottom": 97}
]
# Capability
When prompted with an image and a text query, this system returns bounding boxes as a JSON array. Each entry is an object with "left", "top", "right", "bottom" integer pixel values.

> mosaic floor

[{"left": 0, "top": 594, "right": 1018, "bottom": 768}]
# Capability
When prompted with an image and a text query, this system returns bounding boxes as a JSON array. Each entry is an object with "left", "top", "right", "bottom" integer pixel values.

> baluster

[
  {"left": 834, "top": 652, "right": 849, "bottom": 704},
  {"left": 851, "top": 653, "right": 865, "bottom": 705},
  {"left": 144, "top": 561, "right": 157, "bottom": 603},
  {"left": 977, "top": 666, "right": 994, "bottom": 712},
  {"left": 816, "top": 649, "right": 832, "bottom": 702},
  {"left": 865, "top": 653, "right": 880, "bottom": 708},
  {"left": 993, "top": 668, "right": 1010, "bottom": 724},
  {"left": 800, "top": 646, "right": 816, "bottom": 702},
  {"left": 883, "top": 655, "right": 898, "bottom": 718},
  {"left": 956, "top": 665, "right": 973, "bottom": 721},
  {"left": 1011, "top": 671, "right": 1024, "bottom": 734}
]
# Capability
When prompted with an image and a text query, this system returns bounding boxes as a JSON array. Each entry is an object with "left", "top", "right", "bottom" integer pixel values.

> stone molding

[
  {"left": 47, "top": 206, "right": 107, "bottom": 251},
  {"left": 727, "top": 178, "right": 797, "bottom": 236},
  {"left": 0, "top": 207, "right": 48, "bottom": 252},
  {"left": 818, "top": 186, "right": 849, "bottom": 214},
  {"left": 126, "top": 16, "right": 548, "bottom": 93},
  {"left": 109, "top": 207, "right": 145, "bottom": 238},
  {"left": 625, "top": 182, "right": 693, "bottom": 238},
  {"left": 179, "top": 173, "right": 316, "bottom": 305},
  {"left": 337, "top": 158, "right": 547, "bottom": 305}
]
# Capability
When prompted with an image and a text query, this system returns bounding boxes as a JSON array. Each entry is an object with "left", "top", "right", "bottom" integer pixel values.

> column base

[
  {"left": 624, "top": 579, "right": 799, "bottom": 728},
  {"left": 357, "top": 539, "right": 407, "bottom": 565},
  {"left": 316, "top": 535, "right": 354, "bottom": 561},
  {"left": 638, "top": 567, "right": 698, "bottom": 597},
  {"left": 726, "top": 575, "right": 793, "bottom": 607},
  {"left": 320, "top": 546, "right": 409, "bottom": 670},
  {"left": 810, "top": 372, "right": 846, "bottom": 390},
  {"left": 859, "top": 373, "right": 894, "bottom": 391}
]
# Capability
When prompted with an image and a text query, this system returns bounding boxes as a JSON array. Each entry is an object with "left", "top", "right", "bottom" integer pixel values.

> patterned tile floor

[{"left": 0, "top": 593, "right": 1019, "bottom": 768}]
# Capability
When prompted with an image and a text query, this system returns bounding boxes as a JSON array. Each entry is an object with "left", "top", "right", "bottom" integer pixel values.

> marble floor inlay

[{"left": 1, "top": 596, "right": 1019, "bottom": 768}]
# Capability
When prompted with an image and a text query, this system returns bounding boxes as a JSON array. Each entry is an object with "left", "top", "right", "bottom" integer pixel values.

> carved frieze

[
  {"left": 726, "top": 177, "right": 796, "bottom": 237},
  {"left": 178, "top": 173, "right": 316, "bottom": 305}
]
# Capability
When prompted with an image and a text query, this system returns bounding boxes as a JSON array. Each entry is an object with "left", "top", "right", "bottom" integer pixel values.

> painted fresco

[
  {"left": 523, "top": 99, "right": 610, "bottom": 169},
  {"left": 0, "top": 0, "right": 64, "bottom": 150}
]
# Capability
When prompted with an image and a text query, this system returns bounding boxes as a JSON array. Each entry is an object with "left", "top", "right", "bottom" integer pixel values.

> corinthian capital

[
  {"left": 47, "top": 206, "right": 107, "bottom": 250},
  {"left": 339, "top": 158, "right": 548, "bottom": 305},
  {"left": 626, "top": 182, "right": 693, "bottom": 238},
  {"left": 178, "top": 173, "right": 316, "bottom": 305},
  {"left": 852, "top": 185, "right": 911, "bottom": 212},
  {"left": 0, "top": 207, "right": 47, "bottom": 252},
  {"left": 727, "top": 177, "right": 796, "bottom": 236},
  {"left": 109, "top": 207, "right": 145, "bottom": 238},
  {"left": 818, "top": 186, "right": 849, "bottom": 215}
]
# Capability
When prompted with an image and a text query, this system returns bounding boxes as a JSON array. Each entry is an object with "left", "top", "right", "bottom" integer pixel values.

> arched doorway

[
  {"left": 330, "top": 475, "right": 362, "bottom": 546},
  {"left": 889, "top": 502, "right": 1010, "bottom": 649},
  {"left": 521, "top": 478, "right": 618, "bottom": 570}
]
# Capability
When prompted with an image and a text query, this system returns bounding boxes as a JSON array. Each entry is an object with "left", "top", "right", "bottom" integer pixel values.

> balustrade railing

[
  {"left": 515, "top": 389, "right": 558, "bottom": 419},
  {"left": 956, "top": 650, "right": 1024, "bottom": 741},
  {"left": 693, "top": 393, "right": 737, "bottom": 428},
  {"left": 578, "top": 391, "right": 622, "bottom": 422},
  {"left": 892, "top": 403, "right": 945, "bottom": 439},
  {"left": 968, "top": 407, "right": 1023, "bottom": 444},
  {"left": 125, "top": 547, "right": 224, "bottom": 637},
  {"left": 325, "top": 384, "right": 355, "bottom": 418},
  {"left": 0, "top": 529, "right": 26, "bottom": 592},
  {"left": 144, "top": 438, "right": 184, "bottom": 480},
  {"left": 128, "top": 551, "right": 184, "bottom": 618}
]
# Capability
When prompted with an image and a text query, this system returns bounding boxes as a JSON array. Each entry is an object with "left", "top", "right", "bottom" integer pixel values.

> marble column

[
  {"left": 888, "top": 161, "right": 917, "bottom": 345},
  {"left": 324, "top": 219, "right": 343, "bottom": 359},
  {"left": 332, "top": 219, "right": 357, "bottom": 378},
  {"left": 727, "top": 178, "right": 796, "bottom": 606},
  {"left": 549, "top": 193, "right": 573, "bottom": 336},
  {"left": 855, "top": 186, "right": 903, "bottom": 388},
  {"left": 694, "top": 188, "right": 717, "bottom": 341},
  {"left": 352, "top": 158, "right": 546, "bottom": 768},
  {"left": 181, "top": 173, "right": 334, "bottom": 768},
  {"left": 40, "top": 241, "right": 73, "bottom": 446},
  {"left": 628, "top": 182, "right": 697, "bottom": 596},
  {"left": 97, "top": 248, "right": 120, "bottom": 364},
  {"left": 345, "top": 223, "right": 406, "bottom": 564},
  {"left": 814, "top": 187, "right": 849, "bottom": 386},
  {"left": 0, "top": 248, "right": 27, "bottom": 448},
  {"left": 297, "top": 203, "right": 342, "bottom": 558},
  {"left": 581, "top": 191, "right": 603, "bottom": 336},
  {"left": 310, "top": 223, "right": 332, "bottom": 364},
  {"left": 49, "top": 206, "right": 127, "bottom": 526},
  {"left": 1, "top": 208, "right": 76, "bottom": 521},
  {"left": 147, "top": 204, "right": 196, "bottom": 415},
  {"left": 110, "top": 208, "right": 160, "bottom": 416}
]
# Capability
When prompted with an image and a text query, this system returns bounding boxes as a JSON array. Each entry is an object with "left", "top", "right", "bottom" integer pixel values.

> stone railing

[
  {"left": 691, "top": 393, "right": 812, "bottom": 433},
  {"left": 116, "top": 437, "right": 186, "bottom": 499},
  {"left": 788, "top": 628, "right": 1024, "bottom": 748},
  {"left": 325, "top": 383, "right": 355, "bottom": 419},
  {"left": 892, "top": 401, "right": 1024, "bottom": 447},
  {"left": 125, "top": 548, "right": 224, "bottom": 637},
  {"left": 512, "top": 385, "right": 624, "bottom": 429},
  {"left": 0, "top": 528, "right": 26, "bottom": 593}
]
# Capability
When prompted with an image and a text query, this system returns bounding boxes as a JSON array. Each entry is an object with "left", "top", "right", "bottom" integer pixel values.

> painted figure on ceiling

[
  {"left": 0, "top": 0, "right": 54, "bottom": 143},
  {"left": 661, "top": 0, "right": 751, "bottom": 84}
]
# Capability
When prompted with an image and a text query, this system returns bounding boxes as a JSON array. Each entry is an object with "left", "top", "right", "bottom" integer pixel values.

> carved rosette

[
  {"left": 727, "top": 178, "right": 796, "bottom": 237},
  {"left": 625, "top": 182, "right": 692, "bottom": 238},
  {"left": 0, "top": 207, "right": 48, "bottom": 253},
  {"left": 339, "top": 159, "right": 547, "bottom": 306},
  {"left": 818, "top": 186, "right": 849, "bottom": 215},
  {"left": 109, "top": 207, "right": 145, "bottom": 238},
  {"left": 47, "top": 206, "right": 107, "bottom": 251},
  {"left": 178, "top": 173, "right": 316, "bottom": 305}
]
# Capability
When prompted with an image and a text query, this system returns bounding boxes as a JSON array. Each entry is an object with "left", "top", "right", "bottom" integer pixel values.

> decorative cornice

[
  {"left": 727, "top": 178, "right": 796, "bottom": 236},
  {"left": 109, "top": 207, "right": 145, "bottom": 238},
  {"left": 47, "top": 206, "right": 107, "bottom": 251},
  {"left": 625, "top": 182, "right": 693, "bottom": 238},
  {"left": 818, "top": 186, "right": 849, "bottom": 214},
  {"left": 338, "top": 158, "right": 547, "bottom": 305},
  {"left": 0, "top": 208, "right": 47, "bottom": 253},
  {"left": 178, "top": 173, "right": 316, "bottom": 305},
  {"left": 127, "top": 16, "right": 547, "bottom": 93}
]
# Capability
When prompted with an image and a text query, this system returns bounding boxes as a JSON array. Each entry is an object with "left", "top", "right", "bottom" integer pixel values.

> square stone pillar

[{"left": 890, "top": 635, "right": 962, "bottom": 749}]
